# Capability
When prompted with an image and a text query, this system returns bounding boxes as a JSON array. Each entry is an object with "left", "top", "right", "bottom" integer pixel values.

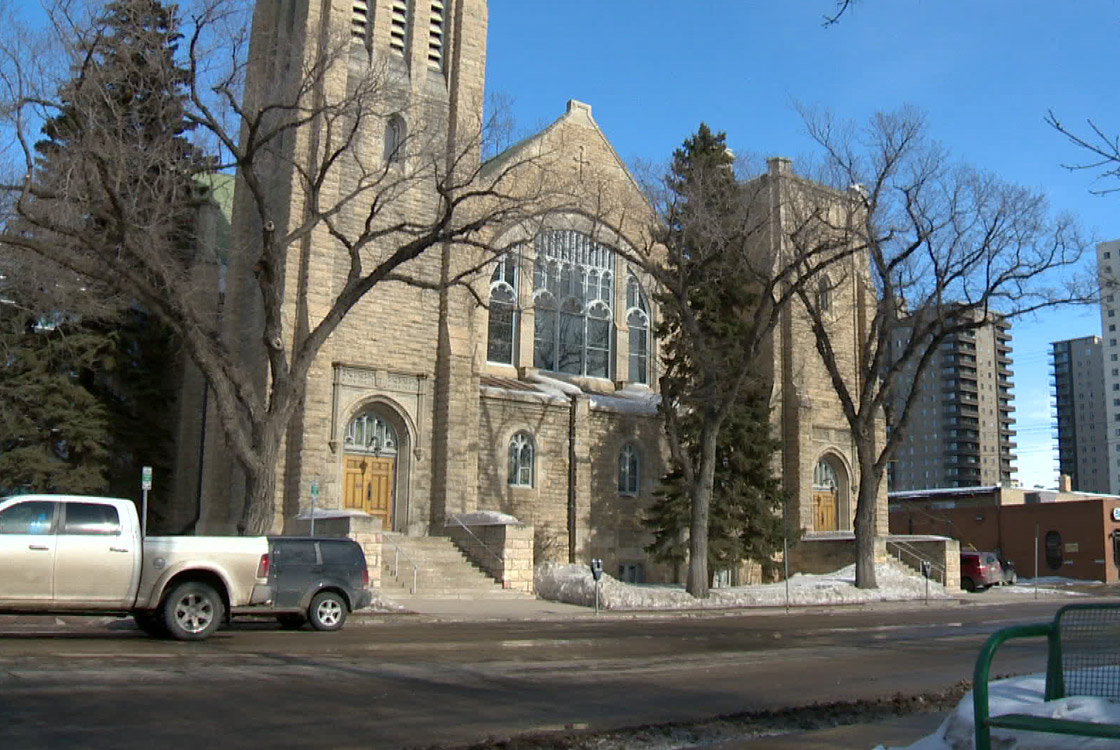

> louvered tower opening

[
  {"left": 428, "top": 1, "right": 444, "bottom": 70},
  {"left": 390, "top": 0, "right": 408, "bottom": 56},
  {"left": 351, "top": 0, "right": 369, "bottom": 46}
]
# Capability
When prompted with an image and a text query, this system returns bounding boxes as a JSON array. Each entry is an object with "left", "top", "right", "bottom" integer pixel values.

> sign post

[
  {"left": 309, "top": 480, "right": 320, "bottom": 535},
  {"left": 140, "top": 466, "right": 153, "bottom": 538}
]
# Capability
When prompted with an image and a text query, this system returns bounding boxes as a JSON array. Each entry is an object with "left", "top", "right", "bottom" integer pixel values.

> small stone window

[
  {"left": 818, "top": 274, "right": 832, "bottom": 313},
  {"left": 508, "top": 432, "right": 534, "bottom": 488},
  {"left": 384, "top": 115, "right": 405, "bottom": 164},
  {"left": 618, "top": 444, "right": 640, "bottom": 495}
]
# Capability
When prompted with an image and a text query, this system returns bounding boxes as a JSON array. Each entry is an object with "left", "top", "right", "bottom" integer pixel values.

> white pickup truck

[{"left": 0, "top": 494, "right": 271, "bottom": 640}]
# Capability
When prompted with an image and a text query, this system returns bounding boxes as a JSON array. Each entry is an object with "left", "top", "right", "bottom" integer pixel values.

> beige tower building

[{"left": 191, "top": 0, "right": 885, "bottom": 581}]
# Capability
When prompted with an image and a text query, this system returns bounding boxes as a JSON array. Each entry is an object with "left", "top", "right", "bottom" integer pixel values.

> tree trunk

[
  {"left": 687, "top": 425, "right": 719, "bottom": 598},
  {"left": 238, "top": 437, "right": 281, "bottom": 536},
  {"left": 853, "top": 447, "right": 880, "bottom": 589}
]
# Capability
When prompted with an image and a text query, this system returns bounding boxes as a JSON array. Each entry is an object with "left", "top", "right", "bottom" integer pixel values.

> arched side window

[
  {"left": 626, "top": 270, "right": 650, "bottom": 385},
  {"left": 384, "top": 115, "right": 405, "bottom": 164},
  {"left": 618, "top": 444, "right": 640, "bottom": 495},
  {"left": 508, "top": 432, "right": 534, "bottom": 488},
  {"left": 532, "top": 229, "right": 614, "bottom": 378},
  {"left": 345, "top": 410, "right": 399, "bottom": 456},
  {"left": 487, "top": 253, "right": 519, "bottom": 365},
  {"left": 813, "top": 459, "right": 838, "bottom": 490},
  {"left": 818, "top": 274, "right": 832, "bottom": 313}
]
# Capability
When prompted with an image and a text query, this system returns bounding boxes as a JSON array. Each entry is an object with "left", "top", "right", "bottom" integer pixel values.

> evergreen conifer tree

[
  {"left": 644, "top": 124, "right": 789, "bottom": 584},
  {"left": 3, "top": 0, "right": 209, "bottom": 504}
]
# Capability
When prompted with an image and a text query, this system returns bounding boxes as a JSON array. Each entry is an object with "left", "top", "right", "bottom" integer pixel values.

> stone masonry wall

[{"left": 447, "top": 522, "right": 534, "bottom": 593}]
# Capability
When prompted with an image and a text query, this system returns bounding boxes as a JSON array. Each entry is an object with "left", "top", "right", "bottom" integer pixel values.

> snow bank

[
  {"left": 295, "top": 508, "right": 371, "bottom": 519},
  {"left": 535, "top": 560, "right": 954, "bottom": 610},
  {"left": 447, "top": 511, "right": 522, "bottom": 526},
  {"left": 877, "top": 673, "right": 1120, "bottom": 750}
]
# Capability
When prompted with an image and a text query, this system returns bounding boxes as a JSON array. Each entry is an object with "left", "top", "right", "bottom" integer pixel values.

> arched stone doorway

[
  {"left": 342, "top": 405, "right": 409, "bottom": 531},
  {"left": 812, "top": 455, "right": 844, "bottom": 532}
]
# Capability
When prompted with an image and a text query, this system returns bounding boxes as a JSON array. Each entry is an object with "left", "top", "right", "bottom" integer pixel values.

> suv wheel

[
  {"left": 962, "top": 576, "right": 976, "bottom": 593},
  {"left": 163, "top": 581, "right": 224, "bottom": 641},
  {"left": 308, "top": 591, "right": 348, "bottom": 631}
]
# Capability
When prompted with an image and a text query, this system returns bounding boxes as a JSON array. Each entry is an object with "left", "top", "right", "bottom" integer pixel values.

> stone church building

[{"left": 184, "top": 0, "right": 885, "bottom": 583}]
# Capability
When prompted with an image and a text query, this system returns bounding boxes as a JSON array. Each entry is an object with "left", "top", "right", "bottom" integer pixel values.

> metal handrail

[
  {"left": 382, "top": 537, "right": 419, "bottom": 594},
  {"left": 886, "top": 539, "right": 947, "bottom": 586},
  {"left": 447, "top": 515, "right": 505, "bottom": 569}
]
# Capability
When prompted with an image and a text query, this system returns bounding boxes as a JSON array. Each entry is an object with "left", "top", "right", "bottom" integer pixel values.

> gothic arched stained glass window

[{"left": 532, "top": 230, "right": 614, "bottom": 379}]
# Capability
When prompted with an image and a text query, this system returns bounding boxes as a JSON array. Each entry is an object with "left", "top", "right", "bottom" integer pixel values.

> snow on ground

[
  {"left": 447, "top": 510, "right": 521, "bottom": 526},
  {"left": 535, "top": 561, "right": 955, "bottom": 610},
  {"left": 877, "top": 673, "right": 1120, "bottom": 749}
]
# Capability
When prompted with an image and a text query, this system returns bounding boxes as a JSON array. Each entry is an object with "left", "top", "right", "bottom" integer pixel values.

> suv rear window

[
  {"left": 320, "top": 540, "right": 361, "bottom": 565},
  {"left": 274, "top": 539, "right": 318, "bottom": 565}
]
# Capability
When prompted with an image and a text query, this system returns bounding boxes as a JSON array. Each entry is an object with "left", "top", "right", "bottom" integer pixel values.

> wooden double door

[
  {"left": 343, "top": 454, "right": 394, "bottom": 529},
  {"left": 812, "top": 489, "right": 838, "bottom": 532}
]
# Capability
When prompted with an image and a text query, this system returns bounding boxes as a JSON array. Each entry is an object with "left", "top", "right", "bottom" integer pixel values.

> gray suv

[{"left": 266, "top": 537, "right": 372, "bottom": 631}]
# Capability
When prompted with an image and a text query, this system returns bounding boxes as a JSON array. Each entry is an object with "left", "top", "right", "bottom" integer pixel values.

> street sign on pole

[{"left": 141, "top": 466, "right": 153, "bottom": 491}]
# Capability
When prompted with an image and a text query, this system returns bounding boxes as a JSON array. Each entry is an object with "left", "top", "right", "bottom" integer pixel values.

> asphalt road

[{"left": 0, "top": 598, "right": 1083, "bottom": 749}]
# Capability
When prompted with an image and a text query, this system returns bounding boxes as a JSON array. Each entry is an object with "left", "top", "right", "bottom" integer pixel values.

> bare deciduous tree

[
  {"left": 0, "top": 0, "right": 574, "bottom": 533},
  {"left": 788, "top": 107, "right": 1089, "bottom": 588},
  {"left": 1046, "top": 110, "right": 1120, "bottom": 195}
]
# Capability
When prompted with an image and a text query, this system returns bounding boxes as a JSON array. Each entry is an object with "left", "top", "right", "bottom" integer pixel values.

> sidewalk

[{"left": 352, "top": 589, "right": 970, "bottom": 624}]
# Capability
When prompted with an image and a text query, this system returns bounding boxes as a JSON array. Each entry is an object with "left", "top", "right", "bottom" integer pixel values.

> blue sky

[
  {"left": 487, "top": 1, "right": 1120, "bottom": 489},
  {"left": 13, "top": 1, "right": 1114, "bottom": 488}
]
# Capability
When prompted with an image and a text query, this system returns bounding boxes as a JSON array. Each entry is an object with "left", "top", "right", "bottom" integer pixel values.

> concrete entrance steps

[{"left": 379, "top": 532, "right": 534, "bottom": 599}]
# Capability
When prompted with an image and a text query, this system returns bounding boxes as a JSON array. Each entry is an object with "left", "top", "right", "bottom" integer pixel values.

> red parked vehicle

[{"left": 960, "top": 550, "right": 1004, "bottom": 592}]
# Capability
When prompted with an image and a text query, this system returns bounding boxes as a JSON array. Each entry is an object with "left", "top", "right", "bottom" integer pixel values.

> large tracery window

[
  {"left": 626, "top": 270, "right": 650, "bottom": 385},
  {"left": 532, "top": 229, "right": 614, "bottom": 379},
  {"left": 487, "top": 253, "right": 518, "bottom": 365}
]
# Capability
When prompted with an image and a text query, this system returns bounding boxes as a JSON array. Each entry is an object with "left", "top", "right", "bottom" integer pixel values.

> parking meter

[
  {"left": 920, "top": 560, "right": 932, "bottom": 579},
  {"left": 590, "top": 559, "right": 604, "bottom": 614}
]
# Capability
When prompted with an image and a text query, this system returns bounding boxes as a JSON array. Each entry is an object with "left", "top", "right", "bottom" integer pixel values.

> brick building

[
  {"left": 184, "top": 0, "right": 885, "bottom": 582},
  {"left": 890, "top": 484, "right": 1120, "bottom": 583}
]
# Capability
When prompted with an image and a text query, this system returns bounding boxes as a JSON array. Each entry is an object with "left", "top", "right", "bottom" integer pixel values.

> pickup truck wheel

[
  {"left": 134, "top": 612, "right": 168, "bottom": 638},
  {"left": 163, "top": 582, "right": 224, "bottom": 641},
  {"left": 276, "top": 614, "right": 307, "bottom": 630},
  {"left": 308, "top": 591, "right": 348, "bottom": 632}
]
